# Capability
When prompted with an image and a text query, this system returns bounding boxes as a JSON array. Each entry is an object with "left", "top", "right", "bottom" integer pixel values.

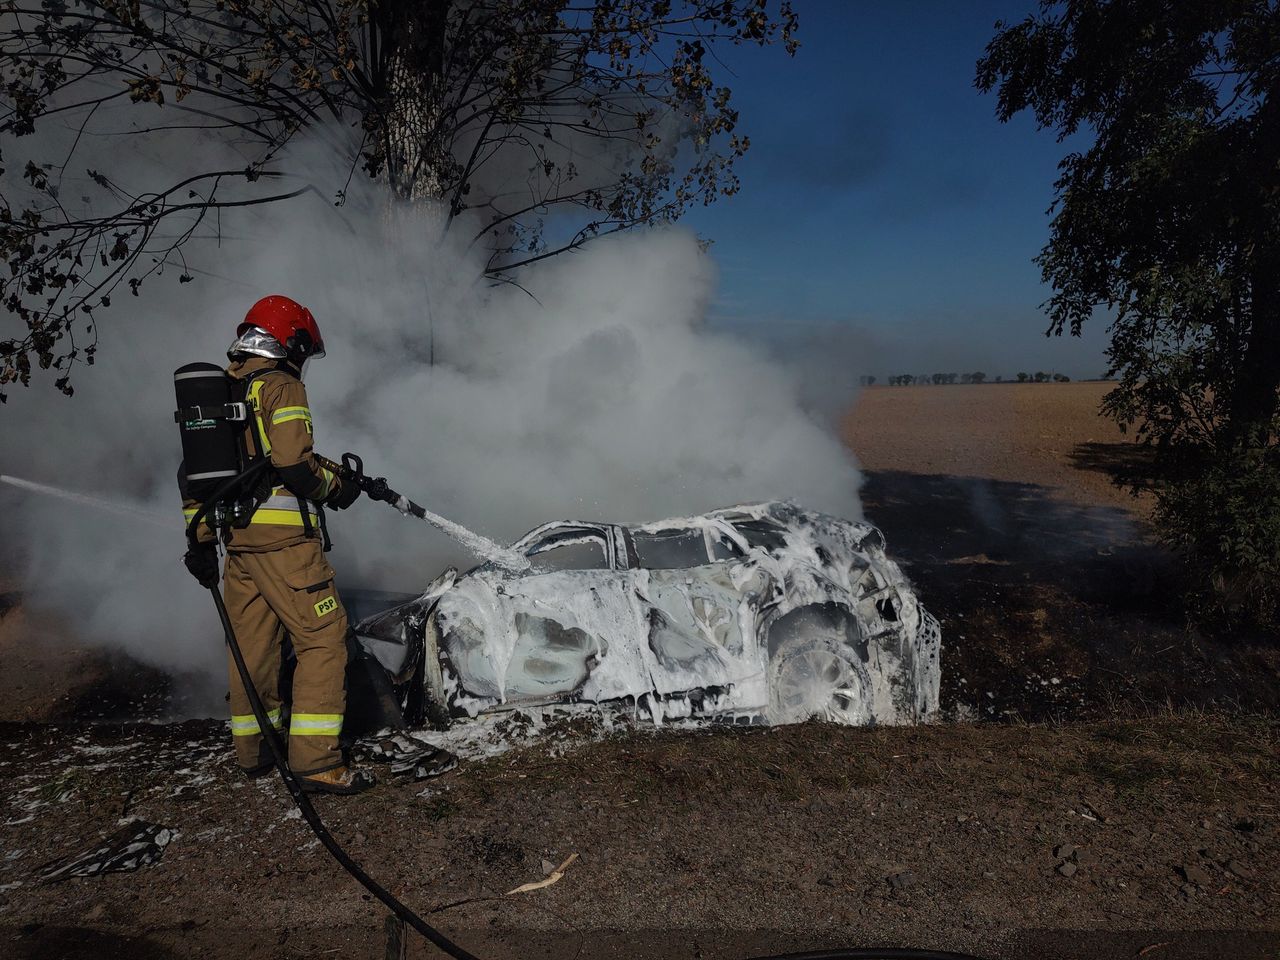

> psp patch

[{"left": 313, "top": 596, "right": 338, "bottom": 618}]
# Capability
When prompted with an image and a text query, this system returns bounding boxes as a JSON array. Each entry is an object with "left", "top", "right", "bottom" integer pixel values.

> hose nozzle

[{"left": 315, "top": 452, "right": 399, "bottom": 504}]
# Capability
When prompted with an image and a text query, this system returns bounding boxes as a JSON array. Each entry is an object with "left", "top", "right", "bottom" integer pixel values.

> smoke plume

[{"left": 0, "top": 129, "right": 862, "bottom": 709}]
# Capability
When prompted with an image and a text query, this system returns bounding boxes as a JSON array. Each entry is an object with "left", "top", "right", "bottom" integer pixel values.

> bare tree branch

[{"left": 1, "top": 0, "right": 797, "bottom": 398}]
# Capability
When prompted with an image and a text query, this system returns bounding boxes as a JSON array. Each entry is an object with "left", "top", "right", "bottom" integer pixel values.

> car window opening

[
  {"left": 876, "top": 596, "right": 900, "bottom": 622},
  {"left": 633, "top": 528, "right": 709, "bottom": 569},
  {"left": 709, "top": 529, "right": 745, "bottom": 562},
  {"left": 527, "top": 534, "right": 609, "bottom": 573},
  {"left": 730, "top": 518, "right": 789, "bottom": 552}
]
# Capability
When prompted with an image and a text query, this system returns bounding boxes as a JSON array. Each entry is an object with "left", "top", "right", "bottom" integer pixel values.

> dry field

[{"left": 845, "top": 381, "right": 1148, "bottom": 514}]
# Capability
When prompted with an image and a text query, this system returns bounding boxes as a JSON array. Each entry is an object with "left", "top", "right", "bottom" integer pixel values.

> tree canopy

[
  {"left": 979, "top": 0, "right": 1280, "bottom": 621},
  {"left": 0, "top": 0, "right": 797, "bottom": 397},
  {"left": 977, "top": 0, "right": 1279, "bottom": 453}
]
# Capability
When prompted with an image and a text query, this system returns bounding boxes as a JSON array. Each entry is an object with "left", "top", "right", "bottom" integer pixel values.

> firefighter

[{"left": 180, "top": 295, "right": 375, "bottom": 795}]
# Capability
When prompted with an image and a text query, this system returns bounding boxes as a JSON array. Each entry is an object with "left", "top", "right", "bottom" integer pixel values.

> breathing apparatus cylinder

[{"left": 173, "top": 362, "right": 244, "bottom": 502}]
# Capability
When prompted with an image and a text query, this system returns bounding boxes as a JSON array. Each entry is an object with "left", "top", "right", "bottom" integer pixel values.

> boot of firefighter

[{"left": 297, "top": 765, "right": 377, "bottom": 795}]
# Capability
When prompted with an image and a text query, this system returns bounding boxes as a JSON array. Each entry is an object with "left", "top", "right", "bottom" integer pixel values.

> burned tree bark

[{"left": 372, "top": 1, "right": 453, "bottom": 203}]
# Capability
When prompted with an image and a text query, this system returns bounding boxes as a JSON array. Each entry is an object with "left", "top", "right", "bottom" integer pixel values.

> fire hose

[
  {"left": 188, "top": 458, "right": 986, "bottom": 960},
  {"left": 188, "top": 458, "right": 482, "bottom": 960}
]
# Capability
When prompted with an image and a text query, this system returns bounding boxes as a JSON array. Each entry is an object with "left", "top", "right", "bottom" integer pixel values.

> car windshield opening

[
  {"left": 709, "top": 529, "right": 745, "bottom": 561},
  {"left": 730, "top": 517, "right": 788, "bottom": 552},
  {"left": 632, "top": 528, "right": 709, "bottom": 569},
  {"left": 527, "top": 534, "right": 609, "bottom": 573}
]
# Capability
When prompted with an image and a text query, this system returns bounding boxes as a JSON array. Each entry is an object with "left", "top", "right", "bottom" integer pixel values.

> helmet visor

[{"left": 228, "top": 326, "right": 287, "bottom": 360}]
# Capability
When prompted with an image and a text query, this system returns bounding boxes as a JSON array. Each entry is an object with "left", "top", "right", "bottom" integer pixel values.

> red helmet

[{"left": 239, "top": 295, "right": 325, "bottom": 359}]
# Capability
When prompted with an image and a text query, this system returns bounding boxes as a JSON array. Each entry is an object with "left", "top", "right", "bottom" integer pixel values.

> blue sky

[{"left": 685, "top": 0, "right": 1112, "bottom": 380}]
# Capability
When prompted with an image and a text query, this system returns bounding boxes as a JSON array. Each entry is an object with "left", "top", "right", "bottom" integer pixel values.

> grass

[
  {"left": 36, "top": 767, "right": 89, "bottom": 804},
  {"left": 431, "top": 710, "right": 1277, "bottom": 814},
  {"left": 1040, "top": 712, "right": 1278, "bottom": 801},
  {"left": 456, "top": 722, "right": 890, "bottom": 808}
]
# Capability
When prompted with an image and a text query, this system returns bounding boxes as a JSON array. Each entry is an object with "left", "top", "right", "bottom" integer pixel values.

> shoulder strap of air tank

[
  {"left": 238, "top": 366, "right": 296, "bottom": 446},
  {"left": 236, "top": 368, "right": 280, "bottom": 500},
  {"left": 240, "top": 372, "right": 271, "bottom": 461},
  {"left": 238, "top": 363, "right": 297, "bottom": 395},
  {"left": 240, "top": 366, "right": 318, "bottom": 539}
]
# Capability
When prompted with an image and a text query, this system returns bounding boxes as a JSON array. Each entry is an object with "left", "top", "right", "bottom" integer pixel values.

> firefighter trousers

[{"left": 221, "top": 540, "right": 350, "bottom": 776}]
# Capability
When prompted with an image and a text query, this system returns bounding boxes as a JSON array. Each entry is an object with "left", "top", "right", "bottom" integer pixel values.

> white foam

[{"left": 393, "top": 496, "right": 529, "bottom": 572}]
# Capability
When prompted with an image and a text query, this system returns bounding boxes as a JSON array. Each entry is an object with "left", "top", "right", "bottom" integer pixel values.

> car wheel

[{"left": 766, "top": 632, "right": 873, "bottom": 725}]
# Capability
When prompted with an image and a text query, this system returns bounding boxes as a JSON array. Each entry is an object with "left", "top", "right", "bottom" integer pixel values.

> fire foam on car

[{"left": 396, "top": 501, "right": 941, "bottom": 732}]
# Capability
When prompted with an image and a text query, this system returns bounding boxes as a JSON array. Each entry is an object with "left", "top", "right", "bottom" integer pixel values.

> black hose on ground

[
  {"left": 187, "top": 467, "right": 987, "bottom": 960},
  {"left": 188, "top": 465, "right": 481, "bottom": 960},
  {"left": 206, "top": 583, "right": 483, "bottom": 960},
  {"left": 745, "top": 952, "right": 986, "bottom": 960}
]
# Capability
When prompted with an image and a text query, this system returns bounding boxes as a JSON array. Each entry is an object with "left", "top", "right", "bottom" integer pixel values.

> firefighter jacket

[{"left": 182, "top": 356, "right": 348, "bottom": 552}]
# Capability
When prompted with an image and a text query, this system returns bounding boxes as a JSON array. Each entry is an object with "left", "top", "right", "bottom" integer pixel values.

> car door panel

[
  {"left": 499, "top": 570, "right": 648, "bottom": 704},
  {"left": 636, "top": 562, "right": 770, "bottom": 696}
]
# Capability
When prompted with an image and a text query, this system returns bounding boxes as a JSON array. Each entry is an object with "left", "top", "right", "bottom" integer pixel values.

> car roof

[{"left": 509, "top": 502, "right": 786, "bottom": 544}]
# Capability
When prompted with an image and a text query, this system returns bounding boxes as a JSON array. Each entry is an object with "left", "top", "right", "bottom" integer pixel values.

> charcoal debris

[
  {"left": 358, "top": 734, "right": 458, "bottom": 780},
  {"left": 40, "top": 820, "right": 175, "bottom": 883}
]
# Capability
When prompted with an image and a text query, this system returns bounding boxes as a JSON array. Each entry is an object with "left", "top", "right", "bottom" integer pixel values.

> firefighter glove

[
  {"left": 327, "top": 478, "right": 361, "bottom": 510},
  {"left": 183, "top": 541, "right": 221, "bottom": 588}
]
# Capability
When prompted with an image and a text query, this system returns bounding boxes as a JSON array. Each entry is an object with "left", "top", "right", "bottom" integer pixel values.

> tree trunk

[
  {"left": 1230, "top": 94, "right": 1280, "bottom": 450},
  {"left": 385, "top": 52, "right": 448, "bottom": 202},
  {"left": 1234, "top": 255, "right": 1280, "bottom": 448},
  {"left": 375, "top": 1, "right": 452, "bottom": 203}
]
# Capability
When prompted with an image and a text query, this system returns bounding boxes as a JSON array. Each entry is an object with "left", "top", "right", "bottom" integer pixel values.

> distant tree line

[
  {"left": 1017, "top": 371, "right": 1071, "bottom": 383},
  {"left": 883, "top": 371, "right": 1070, "bottom": 385}
]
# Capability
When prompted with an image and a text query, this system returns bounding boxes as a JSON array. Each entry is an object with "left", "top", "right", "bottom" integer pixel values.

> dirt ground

[
  {"left": 1, "top": 716, "right": 1276, "bottom": 960},
  {"left": 1, "top": 380, "right": 1277, "bottom": 959},
  {"left": 0, "top": 598, "right": 179, "bottom": 724}
]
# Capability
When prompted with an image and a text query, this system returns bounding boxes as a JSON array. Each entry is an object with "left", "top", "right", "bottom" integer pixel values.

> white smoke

[{"left": 0, "top": 129, "right": 862, "bottom": 708}]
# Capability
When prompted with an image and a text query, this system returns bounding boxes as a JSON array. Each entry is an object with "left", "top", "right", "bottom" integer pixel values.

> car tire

[{"left": 766, "top": 632, "right": 874, "bottom": 725}]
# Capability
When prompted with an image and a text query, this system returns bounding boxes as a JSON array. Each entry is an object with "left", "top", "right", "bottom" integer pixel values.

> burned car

[{"left": 352, "top": 501, "right": 941, "bottom": 730}]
